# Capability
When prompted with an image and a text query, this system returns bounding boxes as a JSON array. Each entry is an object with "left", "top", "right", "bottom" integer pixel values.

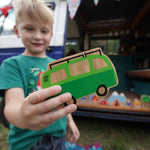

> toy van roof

[{"left": 48, "top": 47, "right": 103, "bottom": 69}]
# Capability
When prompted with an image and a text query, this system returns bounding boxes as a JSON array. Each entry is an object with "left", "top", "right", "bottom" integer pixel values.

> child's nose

[{"left": 33, "top": 31, "right": 42, "bottom": 40}]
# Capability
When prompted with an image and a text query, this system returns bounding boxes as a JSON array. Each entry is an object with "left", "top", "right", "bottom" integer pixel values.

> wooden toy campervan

[{"left": 41, "top": 47, "right": 118, "bottom": 106}]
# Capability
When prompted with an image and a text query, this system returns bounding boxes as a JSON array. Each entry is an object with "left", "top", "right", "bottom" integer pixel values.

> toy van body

[{"left": 41, "top": 47, "right": 118, "bottom": 105}]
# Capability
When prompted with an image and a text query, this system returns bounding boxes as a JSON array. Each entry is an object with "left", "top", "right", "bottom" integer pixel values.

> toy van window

[
  {"left": 93, "top": 58, "right": 108, "bottom": 70},
  {"left": 69, "top": 60, "right": 90, "bottom": 77},
  {"left": 50, "top": 69, "right": 67, "bottom": 84}
]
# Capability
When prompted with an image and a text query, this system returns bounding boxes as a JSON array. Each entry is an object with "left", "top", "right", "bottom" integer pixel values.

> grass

[
  {"left": 73, "top": 116, "right": 150, "bottom": 150},
  {"left": 0, "top": 123, "right": 9, "bottom": 150},
  {"left": 1, "top": 117, "right": 150, "bottom": 150}
]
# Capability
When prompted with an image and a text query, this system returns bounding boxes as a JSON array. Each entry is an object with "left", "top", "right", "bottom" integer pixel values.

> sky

[{"left": 0, "top": 0, "right": 12, "bottom": 8}]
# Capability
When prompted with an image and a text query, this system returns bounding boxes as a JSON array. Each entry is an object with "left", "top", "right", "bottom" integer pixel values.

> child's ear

[{"left": 14, "top": 25, "right": 20, "bottom": 38}]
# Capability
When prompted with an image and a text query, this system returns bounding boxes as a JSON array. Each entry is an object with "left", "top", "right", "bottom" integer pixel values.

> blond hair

[{"left": 13, "top": 0, "right": 53, "bottom": 27}]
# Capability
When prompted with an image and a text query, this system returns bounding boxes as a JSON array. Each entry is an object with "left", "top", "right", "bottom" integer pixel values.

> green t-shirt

[{"left": 0, "top": 55, "right": 67, "bottom": 150}]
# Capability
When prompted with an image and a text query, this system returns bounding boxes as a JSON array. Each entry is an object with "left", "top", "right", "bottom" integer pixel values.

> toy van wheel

[
  {"left": 96, "top": 85, "right": 107, "bottom": 96},
  {"left": 64, "top": 96, "right": 76, "bottom": 106}
]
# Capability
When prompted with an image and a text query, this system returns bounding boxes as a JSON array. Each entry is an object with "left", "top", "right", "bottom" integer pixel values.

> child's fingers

[
  {"left": 29, "top": 104, "right": 77, "bottom": 130},
  {"left": 42, "top": 104, "right": 77, "bottom": 125},
  {"left": 33, "top": 92, "right": 72, "bottom": 114},
  {"left": 26, "top": 85, "right": 62, "bottom": 104}
]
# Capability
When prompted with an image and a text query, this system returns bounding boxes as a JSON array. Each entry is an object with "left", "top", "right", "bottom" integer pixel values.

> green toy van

[{"left": 41, "top": 47, "right": 118, "bottom": 105}]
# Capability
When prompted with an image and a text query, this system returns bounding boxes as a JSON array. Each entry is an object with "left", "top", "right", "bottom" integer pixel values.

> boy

[{"left": 0, "top": 0, "right": 80, "bottom": 149}]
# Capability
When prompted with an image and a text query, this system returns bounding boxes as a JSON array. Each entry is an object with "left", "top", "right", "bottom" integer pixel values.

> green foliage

[
  {"left": 0, "top": 124, "right": 9, "bottom": 150},
  {"left": 65, "top": 44, "right": 78, "bottom": 54},
  {"left": 90, "top": 39, "right": 119, "bottom": 55},
  {"left": 111, "top": 137, "right": 127, "bottom": 150},
  {"left": 65, "top": 40, "right": 79, "bottom": 55},
  {"left": 107, "top": 40, "right": 119, "bottom": 55}
]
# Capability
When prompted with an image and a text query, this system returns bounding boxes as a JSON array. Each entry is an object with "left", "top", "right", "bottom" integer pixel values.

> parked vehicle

[{"left": 0, "top": 0, "right": 68, "bottom": 65}]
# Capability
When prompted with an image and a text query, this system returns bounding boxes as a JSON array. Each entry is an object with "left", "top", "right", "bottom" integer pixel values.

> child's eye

[
  {"left": 26, "top": 27, "right": 33, "bottom": 31},
  {"left": 42, "top": 30, "right": 48, "bottom": 34}
]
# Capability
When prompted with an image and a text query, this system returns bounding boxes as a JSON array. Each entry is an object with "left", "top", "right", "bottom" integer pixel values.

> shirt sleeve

[{"left": 0, "top": 59, "right": 24, "bottom": 96}]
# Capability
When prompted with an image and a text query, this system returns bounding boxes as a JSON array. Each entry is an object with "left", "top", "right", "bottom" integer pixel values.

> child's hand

[
  {"left": 67, "top": 114, "right": 80, "bottom": 143},
  {"left": 4, "top": 86, "right": 77, "bottom": 130}
]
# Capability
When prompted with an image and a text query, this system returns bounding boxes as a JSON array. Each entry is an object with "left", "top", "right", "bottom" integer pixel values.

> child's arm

[
  {"left": 67, "top": 114, "right": 80, "bottom": 143},
  {"left": 4, "top": 85, "right": 77, "bottom": 130}
]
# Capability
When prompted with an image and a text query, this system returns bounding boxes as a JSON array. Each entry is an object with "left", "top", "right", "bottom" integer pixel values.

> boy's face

[{"left": 14, "top": 17, "right": 53, "bottom": 57}]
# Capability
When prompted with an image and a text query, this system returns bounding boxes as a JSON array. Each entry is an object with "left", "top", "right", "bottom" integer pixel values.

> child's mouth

[{"left": 32, "top": 43, "right": 43, "bottom": 46}]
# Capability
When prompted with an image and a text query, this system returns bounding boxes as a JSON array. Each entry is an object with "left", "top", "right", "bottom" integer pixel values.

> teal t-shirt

[{"left": 0, "top": 55, "right": 67, "bottom": 150}]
